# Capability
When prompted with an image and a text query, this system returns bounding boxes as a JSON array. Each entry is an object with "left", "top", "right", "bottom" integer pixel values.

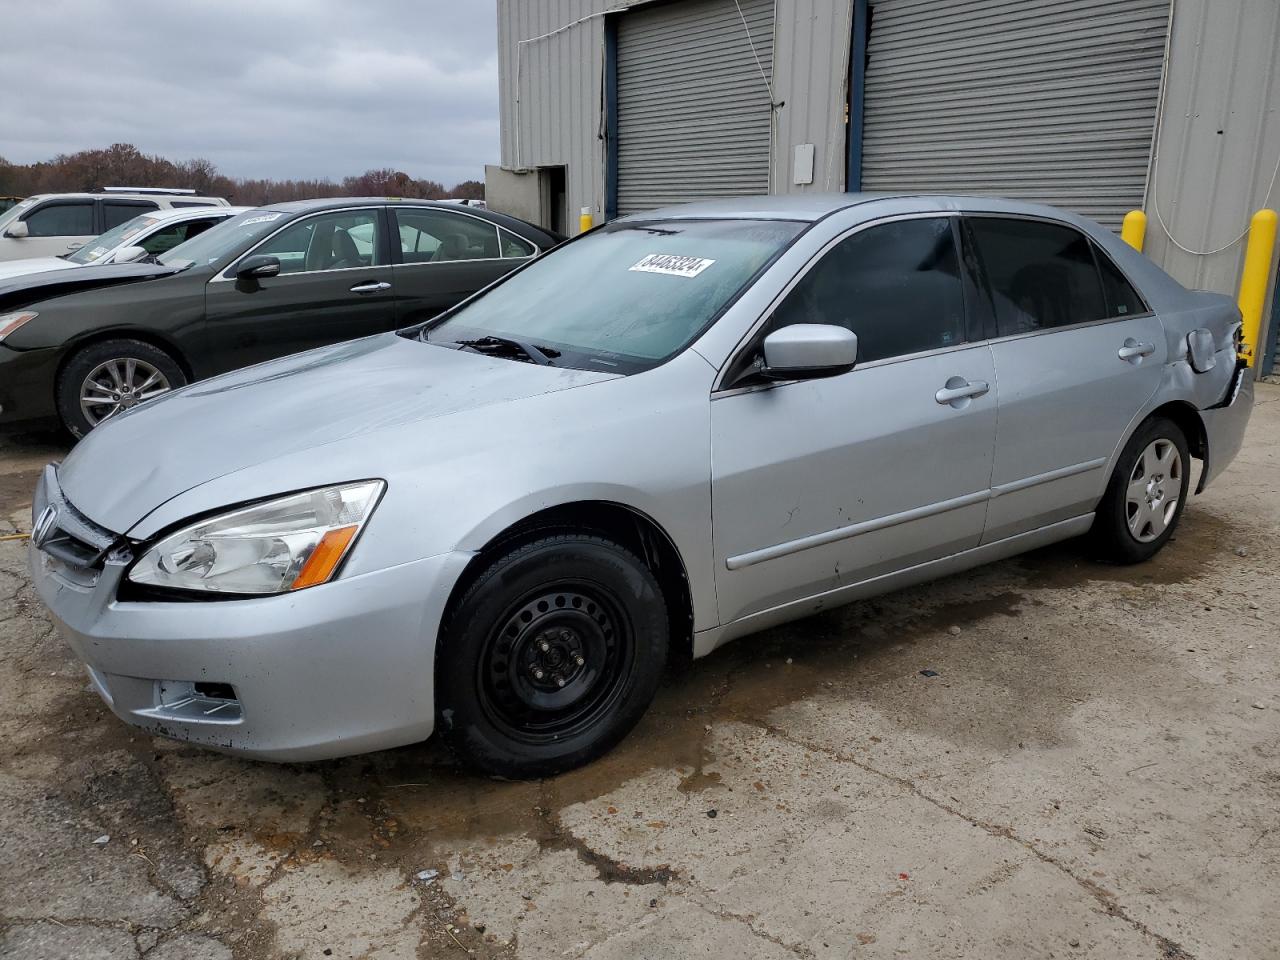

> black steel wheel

[{"left": 437, "top": 533, "right": 668, "bottom": 778}]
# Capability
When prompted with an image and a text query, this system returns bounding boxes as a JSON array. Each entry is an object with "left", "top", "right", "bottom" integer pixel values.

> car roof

[
  {"left": 252, "top": 197, "right": 497, "bottom": 214},
  {"left": 623, "top": 193, "right": 1105, "bottom": 225},
  {"left": 130, "top": 205, "right": 249, "bottom": 223},
  {"left": 25, "top": 191, "right": 228, "bottom": 204}
]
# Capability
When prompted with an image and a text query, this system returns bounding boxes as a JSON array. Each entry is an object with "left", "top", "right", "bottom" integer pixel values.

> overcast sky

[{"left": 0, "top": 0, "right": 500, "bottom": 186}]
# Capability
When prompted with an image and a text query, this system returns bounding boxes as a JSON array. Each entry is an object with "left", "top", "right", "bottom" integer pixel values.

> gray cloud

[{"left": 1, "top": 0, "right": 499, "bottom": 186}]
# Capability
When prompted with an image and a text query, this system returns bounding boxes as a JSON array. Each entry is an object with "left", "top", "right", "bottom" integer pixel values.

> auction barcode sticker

[{"left": 629, "top": 253, "right": 716, "bottom": 278}]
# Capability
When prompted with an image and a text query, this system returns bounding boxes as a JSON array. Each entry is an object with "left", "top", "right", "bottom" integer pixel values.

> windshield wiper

[{"left": 453, "top": 335, "right": 560, "bottom": 367}]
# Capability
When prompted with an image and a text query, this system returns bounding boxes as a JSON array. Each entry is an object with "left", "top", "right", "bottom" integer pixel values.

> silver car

[{"left": 29, "top": 194, "right": 1252, "bottom": 777}]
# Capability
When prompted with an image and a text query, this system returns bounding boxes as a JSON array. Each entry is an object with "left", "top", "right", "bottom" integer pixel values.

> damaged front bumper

[{"left": 28, "top": 468, "right": 471, "bottom": 761}]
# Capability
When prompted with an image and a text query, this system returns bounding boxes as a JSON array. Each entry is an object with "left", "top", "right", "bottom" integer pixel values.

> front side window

[
  {"left": 425, "top": 218, "right": 803, "bottom": 372},
  {"left": 392, "top": 209, "right": 501, "bottom": 264},
  {"left": 141, "top": 218, "right": 222, "bottom": 255},
  {"left": 967, "top": 217, "right": 1106, "bottom": 336},
  {"left": 24, "top": 201, "right": 94, "bottom": 237},
  {"left": 252, "top": 210, "right": 383, "bottom": 274},
  {"left": 765, "top": 217, "right": 966, "bottom": 365}
]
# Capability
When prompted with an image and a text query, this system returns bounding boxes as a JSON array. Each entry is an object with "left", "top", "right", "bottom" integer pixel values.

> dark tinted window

[
  {"left": 768, "top": 217, "right": 966, "bottom": 364},
  {"left": 24, "top": 201, "right": 93, "bottom": 236},
  {"left": 968, "top": 218, "right": 1105, "bottom": 336},
  {"left": 1095, "top": 246, "right": 1147, "bottom": 317},
  {"left": 103, "top": 200, "right": 160, "bottom": 229},
  {"left": 141, "top": 218, "right": 221, "bottom": 255},
  {"left": 170, "top": 200, "right": 218, "bottom": 208}
]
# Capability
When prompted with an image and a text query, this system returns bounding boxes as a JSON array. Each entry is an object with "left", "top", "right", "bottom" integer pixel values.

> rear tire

[
  {"left": 1091, "top": 416, "right": 1190, "bottom": 564},
  {"left": 437, "top": 533, "right": 668, "bottom": 778},
  {"left": 56, "top": 339, "right": 186, "bottom": 438}
]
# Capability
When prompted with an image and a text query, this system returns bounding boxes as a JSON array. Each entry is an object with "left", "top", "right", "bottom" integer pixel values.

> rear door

[
  {"left": 966, "top": 215, "right": 1165, "bottom": 543},
  {"left": 389, "top": 206, "right": 537, "bottom": 325},
  {"left": 710, "top": 216, "right": 998, "bottom": 625},
  {"left": 203, "top": 207, "right": 397, "bottom": 371}
]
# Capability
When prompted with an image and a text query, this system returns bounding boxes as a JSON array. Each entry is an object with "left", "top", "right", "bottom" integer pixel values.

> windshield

[
  {"left": 66, "top": 214, "right": 161, "bottom": 264},
  {"left": 425, "top": 218, "right": 803, "bottom": 372},
  {"left": 158, "top": 209, "right": 287, "bottom": 269}
]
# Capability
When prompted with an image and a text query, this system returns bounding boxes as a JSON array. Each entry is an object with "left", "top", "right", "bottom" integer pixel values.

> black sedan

[{"left": 0, "top": 198, "right": 561, "bottom": 436}]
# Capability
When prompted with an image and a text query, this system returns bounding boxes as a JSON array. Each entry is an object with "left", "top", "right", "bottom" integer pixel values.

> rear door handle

[
  {"left": 935, "top": 377, "right": 990, "bottom": 406},
  {"left": 1118, "top": 339, "right": 1155, "bottom": 361},
  {"left": 350, "top": 281, "right": 391, "bottom": 294}
]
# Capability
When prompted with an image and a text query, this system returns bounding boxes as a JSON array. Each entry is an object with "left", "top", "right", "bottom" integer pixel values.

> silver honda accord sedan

[{"left": 29, "top": 194, "right": 1252, "bottom": 777}]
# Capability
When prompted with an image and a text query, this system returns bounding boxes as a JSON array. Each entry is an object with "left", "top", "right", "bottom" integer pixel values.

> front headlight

[
  {"left": 0, "top": 311, "right": 38, "bottom": 343},
  {"left": 128, "top": 480, "right": 384, "bottom": 595}
]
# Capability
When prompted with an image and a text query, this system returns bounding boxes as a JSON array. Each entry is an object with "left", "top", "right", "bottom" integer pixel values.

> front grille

[{"left": 32, "top": 464, "right": 121, "bottom": 572}]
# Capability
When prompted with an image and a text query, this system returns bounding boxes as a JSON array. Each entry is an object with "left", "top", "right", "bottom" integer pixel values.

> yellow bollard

[
  {"left": 1121, "top": 210, "right": 1147, "bottom": 251},
  {"left": 1237, "top": 208, "right": 1278, "bottom": 367},
  {"left": 579, "top": 207, "right": 593, "bottom": 235}
]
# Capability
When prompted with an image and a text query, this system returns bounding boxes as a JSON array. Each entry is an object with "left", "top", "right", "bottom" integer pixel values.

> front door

[
  {"left": 711, "top": 216, "right": 999, "bottom": 625},
  {"left": 203, "top": 207, "right": 397, "bottom": 372},
  {"left": 964, "top": 216, "right": 1167, "bottom": 543}
]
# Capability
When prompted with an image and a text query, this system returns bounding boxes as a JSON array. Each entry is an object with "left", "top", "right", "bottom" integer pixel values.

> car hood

[
  {"left": 0, "top": 257, "right": 75, "bottom": 281},
  {"left": 0, "top": 260, "right": 183, "bottom": 311},
  {"left": 58, "top": 333, "right": 619, "bottom": 534}
]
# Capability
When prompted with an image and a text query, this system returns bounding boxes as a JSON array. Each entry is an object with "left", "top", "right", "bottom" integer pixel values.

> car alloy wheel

[
  {"left": 1125, "top": 438, "right": 1183, "bottom": 543},
  {"left": 79, "top": 357, "right": 173, "bottom": 426}
]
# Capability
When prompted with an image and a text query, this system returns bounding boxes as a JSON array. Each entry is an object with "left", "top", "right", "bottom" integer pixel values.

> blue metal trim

[
  {"left": 845, "top": 0, "right": 869, "bottom": 192},
  {"left": 604, "top": 15, "right": 620, "bottom": 222},
  {"left": 1264, "top": 262, "right": 1280, "bottom": 376}
]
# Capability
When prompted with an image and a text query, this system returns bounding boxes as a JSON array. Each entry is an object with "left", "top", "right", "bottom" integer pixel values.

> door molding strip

[
  {"left": 989, "top": 457, "right": 1107, "bottom": 497},
  {"left": 724, "top": 457, "right": 1106, "bottom": 571},
  {"left": 725, "top": 489, "right": 989, "bottom": 570}
]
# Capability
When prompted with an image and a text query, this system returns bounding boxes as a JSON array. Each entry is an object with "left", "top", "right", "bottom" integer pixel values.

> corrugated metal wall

[
  {"left": 1143, "top": 0, "right": 1280, "bottom": 352},
  {"left": 497, "top": 0, "right": 855, "bottom": 221},
  {"left": 772, "top": 0, "right": 854, "bottom": 192},
  {"left": 497, "top": 0, "right": 614, "bottom": 219},
  {"left": 859, "top": 0, "right": 1169, "bottom": 230}
]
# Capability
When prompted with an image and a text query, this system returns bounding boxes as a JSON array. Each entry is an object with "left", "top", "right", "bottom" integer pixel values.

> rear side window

[
  {"left": 1095, "top": 247, "right": 1147, "bottom": 317},
  {"left": 967, "top": 217, "right": 1106, "bottom": 336},
  {"left": 104, "top": 200, "right": 160, "bottom": 229},
  {"left": 23, "top": 201, "right": 94, "bottom": 237},
  {"left": 767, "top": 217, "right": 966, "bottom": 364},
  {"left": 392, "top": 208, "right": 501, "bottom": 264}
]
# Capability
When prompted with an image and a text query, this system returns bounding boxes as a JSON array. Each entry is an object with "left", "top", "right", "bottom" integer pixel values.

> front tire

[
  {"left": 437, "top": 533, "right": 669, "bottom": 778},
  {"left": 56, "top": 339, "right": 186, "bottom": 438},
  {"left": 1092, "top": 416, "right": 1190, "bottom": 564}
]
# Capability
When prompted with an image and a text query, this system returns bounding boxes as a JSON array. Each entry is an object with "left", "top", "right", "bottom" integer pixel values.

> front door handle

[
  {"left": 350, "top": 281, "right": 391, "bottom": 294},
  {"left": 1118, "top": 339, "right": 1155, "bottom": 361},
  {"left": 935, "top": 377, "right": 990, "bottom": 407}
]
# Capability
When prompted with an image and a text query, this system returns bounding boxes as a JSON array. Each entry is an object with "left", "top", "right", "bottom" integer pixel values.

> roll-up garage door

[
  {"left": 615, "top": 0, "right": 775, "bottom": 217},
  {"left": 860, "top": 0, "right": 1170, "bottom": 229}
]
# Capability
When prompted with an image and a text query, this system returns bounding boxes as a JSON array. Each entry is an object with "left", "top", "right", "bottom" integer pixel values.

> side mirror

[
  {"left": 4, "top": 220, "right": 29, "bottom": 239},
  {"left": 761, "top": 324, "right": 858, "bottom": 379},
  {"left": 235, "top": 254, "right": 280, "bottom": 280},
  {"left": 113, "top": 245, "right": 149, "bottom": 264}
]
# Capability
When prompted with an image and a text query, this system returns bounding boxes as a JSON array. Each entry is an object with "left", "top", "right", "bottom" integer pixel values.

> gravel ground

[{"left": 0, "top": 384, "right": 1277, "bottom": 960}]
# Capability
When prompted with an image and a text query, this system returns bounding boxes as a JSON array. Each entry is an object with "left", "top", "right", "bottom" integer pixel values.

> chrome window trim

[
  {"left": 210, "top": 206, "right": 388, "bottom": 283},
  {"left": 713, "top": 210, "right": 965, "bottom": 395}
]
